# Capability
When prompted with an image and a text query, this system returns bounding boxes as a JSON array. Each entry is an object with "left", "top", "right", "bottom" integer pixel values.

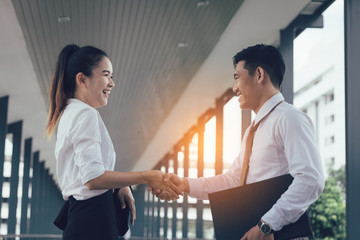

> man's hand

[
  {"left": 164, "top": 173, "right": 189, "bottom": 193},
  {"left": 241, "top": 225, "right": 274, "bottom": 240},
  {"left": 118, "top": 187, "right": 136, "bottom": 225},
  {"left": 145, "top": 170, "right": 183, "bottom": 201},
  {"left": 149, "top": 173, "right": 189, "bottom": 200}
]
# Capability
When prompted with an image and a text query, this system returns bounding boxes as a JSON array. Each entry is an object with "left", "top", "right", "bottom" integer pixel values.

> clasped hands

[
  {"left": 147, "top": 172, "right": 274, "bottom": 240},
  {"left": 147, "top": 172, "right": 187, "bottom": 201}
]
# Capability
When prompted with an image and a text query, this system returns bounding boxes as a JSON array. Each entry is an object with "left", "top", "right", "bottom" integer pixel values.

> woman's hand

[
  {"left": 118, "top": 187, "right": 136, "bottom": 225},
  {"left": 144, "top": 170, "right": 183, "bottom": 201},
  {"left": 149, "top": 173, "right": 189, "bottom": 200}
]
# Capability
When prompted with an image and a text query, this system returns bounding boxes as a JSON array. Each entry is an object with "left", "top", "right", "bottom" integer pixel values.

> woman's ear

[{"left": 75, "top": 72, "right": 86, "bottom": 88}]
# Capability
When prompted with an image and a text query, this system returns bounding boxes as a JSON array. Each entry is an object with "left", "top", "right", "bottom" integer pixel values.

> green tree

[
  {"left": 308, "top": 166, "right": 346, "bottom": 240},
  {"left": 329, "top": 165, "right": 346, "bottom": 197}
]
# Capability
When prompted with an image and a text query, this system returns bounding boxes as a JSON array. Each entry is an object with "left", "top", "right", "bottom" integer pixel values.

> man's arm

[
  {"left": 262, "top": 110, "right": 325, "bottom": 231},
  {"left": 153, "top": 174, "right": 275, "bottom": 240},
  {"left": 150, "top": 170, "right": 239, "bottom": 200}
]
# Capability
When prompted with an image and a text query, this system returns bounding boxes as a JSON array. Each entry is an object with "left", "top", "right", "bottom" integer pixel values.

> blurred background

[{"left": 1, "top": 0, "right": 358, "bottom": 239}]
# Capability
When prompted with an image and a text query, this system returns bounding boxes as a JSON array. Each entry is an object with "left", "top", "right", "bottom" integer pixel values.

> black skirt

[{"left": 62, "top": 190, "right": 118, "bottom": 240}]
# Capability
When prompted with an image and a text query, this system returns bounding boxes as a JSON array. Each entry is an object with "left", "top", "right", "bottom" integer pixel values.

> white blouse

[
  {"left": 55, "top": 99, "right": 116, "bottom": 200},
  {"left": 187, "top": 93, "right": 325, "bottom": 231}
]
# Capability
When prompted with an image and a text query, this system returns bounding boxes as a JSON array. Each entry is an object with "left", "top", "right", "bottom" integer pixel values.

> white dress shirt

[
  {"left": 55, "top": 99, "right": 116, "bottom": 200},
  {"left": 187, "top": 92, "right": 325, "bottom": 231}
]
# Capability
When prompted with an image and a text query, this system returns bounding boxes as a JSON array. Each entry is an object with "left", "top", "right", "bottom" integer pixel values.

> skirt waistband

[{"left": 68, "top": 189, "right": 113, "bottom": 205}]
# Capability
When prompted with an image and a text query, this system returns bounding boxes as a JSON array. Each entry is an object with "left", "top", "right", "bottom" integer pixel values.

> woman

[{"left": 46, "top": 44, "right": 180, "bottom": 239}]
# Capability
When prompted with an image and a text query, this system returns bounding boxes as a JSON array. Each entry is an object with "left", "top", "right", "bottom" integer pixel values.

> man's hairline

[{"left": 234, "top": 60, "right": 281, "bottom": 89}]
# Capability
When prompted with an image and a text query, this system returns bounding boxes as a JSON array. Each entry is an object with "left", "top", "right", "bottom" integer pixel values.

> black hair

[
  {"left": 46, "top": 44, "right": 108, "bottom": 137},
  {"left": 232, "top": 44, "right": 285, "bottom": 89}
]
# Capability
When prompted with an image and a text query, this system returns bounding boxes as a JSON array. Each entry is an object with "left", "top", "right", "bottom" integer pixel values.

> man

[{"left": 153, "top": 44, "right": 324, "bottom": 240}]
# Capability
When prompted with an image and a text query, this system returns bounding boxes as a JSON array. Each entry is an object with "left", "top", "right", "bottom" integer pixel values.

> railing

[
  {"left": 0, "top": 235, "right": 212, "bottom": 240},
  {"left": 0, "top": 234, "right": 61, "bottom": 239}
]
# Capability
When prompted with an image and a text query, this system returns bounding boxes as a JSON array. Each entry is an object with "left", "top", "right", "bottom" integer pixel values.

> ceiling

[
  {"left": 0, "top": 0, "right": 332, "bottom": 178},
  {"left": 10, "top": 0, "right": 244, "bottom": 172}
]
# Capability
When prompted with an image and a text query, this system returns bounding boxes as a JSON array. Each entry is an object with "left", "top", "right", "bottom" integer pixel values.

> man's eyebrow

[{"left": 102, "top": 70, "right": 112, "bottom": 74}]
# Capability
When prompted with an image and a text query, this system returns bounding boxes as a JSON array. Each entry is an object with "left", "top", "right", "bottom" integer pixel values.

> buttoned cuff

[{"left": 262, "top": 209, "right": 282, "bottom": 231}]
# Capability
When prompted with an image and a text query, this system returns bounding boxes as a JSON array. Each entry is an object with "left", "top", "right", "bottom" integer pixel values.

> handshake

[{"left": 146, "top": 171, "right": 190, "bottom": 201}]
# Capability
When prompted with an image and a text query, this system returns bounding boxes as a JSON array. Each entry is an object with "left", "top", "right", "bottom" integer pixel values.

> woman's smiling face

[{"left": 79, "top": 56, "right": 115, "bottom": 109}]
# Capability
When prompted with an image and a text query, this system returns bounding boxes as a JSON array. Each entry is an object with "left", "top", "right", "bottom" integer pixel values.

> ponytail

[
  {"left": 46, "top": 44, "right": 108, "bottom": 138},
  {"left": 46, "top": 44, "right": 79, "bottom": 137}
]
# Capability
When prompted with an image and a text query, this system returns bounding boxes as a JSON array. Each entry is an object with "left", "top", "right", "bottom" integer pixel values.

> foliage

[
  {"left": 308, "top": 166, "right": 346, "bottom": 240},
  {"left": 328, "top": 165, "right": 346, "bottom": 196}
]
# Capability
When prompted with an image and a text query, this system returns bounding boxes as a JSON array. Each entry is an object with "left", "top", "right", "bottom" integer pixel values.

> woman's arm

[
  {"left": 85, "top": 170, "right": 182, "bottom": 200},
  {"left": 117, "top": 187, "right": 136, "bottom": 225}
]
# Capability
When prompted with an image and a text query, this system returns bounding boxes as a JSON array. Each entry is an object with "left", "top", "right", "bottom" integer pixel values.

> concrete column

[
  {"left": 345, "top": 0, "right": 360, "bottom": 237},
  {"left": 172, "top": 146, "right": 178, "bottom": 239},
  {"left": 7, "top": 121, "right": 23, "bottom": 234},
  {"left": 20, "top": 138, "right": 32, "bottom": 235},
  {"left": 196, "top": 116, "right": 205, "bottom": 239},
  {"left": 182, "top": 135, "right": 190, "bottom": 238},
  {"left": 29, "top": 151, "right": 40, "bottom": 234},
  {"left": 0, "top": 96, "right": 9, "bottom": 215},
  {"left": 215, "top": 98, "right": 223, "bottom": 175}
]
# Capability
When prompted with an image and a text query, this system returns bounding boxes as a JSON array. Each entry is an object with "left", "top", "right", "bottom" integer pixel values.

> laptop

[{"left": 208, "top": 174, "right": 312, "bottom": 240}]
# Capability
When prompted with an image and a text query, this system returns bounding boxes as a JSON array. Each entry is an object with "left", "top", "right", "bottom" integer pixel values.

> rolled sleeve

[
  {"left": 76, "top": 139, "right": 105, "bottom": 184},
  {"left": 71, "top": 108, "right": 106, "bottom": 185}
]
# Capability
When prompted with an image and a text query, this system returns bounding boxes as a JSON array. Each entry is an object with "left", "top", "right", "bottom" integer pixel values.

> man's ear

[
  {"left": 256, "top": 67, "right": 265, "bottom": 83},
  {"left": 75, "top": 72, "right": 87, "bottom": 88}
]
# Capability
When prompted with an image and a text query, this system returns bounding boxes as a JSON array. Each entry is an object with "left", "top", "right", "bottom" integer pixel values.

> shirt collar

[
  {"left": 68, "top": 98, "right": 81, "bottom": 104},
  {"left": 253, "top": 92, "right": 284, "bottom": 125},
  {"left": 67, "top": 98, "right": 96, "bottom": 109}
]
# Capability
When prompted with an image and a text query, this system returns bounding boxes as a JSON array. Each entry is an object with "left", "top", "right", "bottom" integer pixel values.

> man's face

[{"left": 232, "top": 61, "right": 260, "bottom": 111}]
